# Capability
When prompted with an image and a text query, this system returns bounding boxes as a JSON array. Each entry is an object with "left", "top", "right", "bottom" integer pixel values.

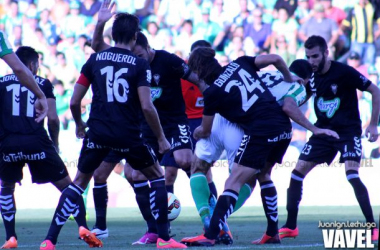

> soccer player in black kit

[
  {"left": 181, "top": 47, "right": 302, "bottom": 246},
  {"left": 0, "top": 46, "right": 88, "bottom": 249},
  {"left": 40, "top": 13, "right": 187, "bottom": 249},
  {"left": 89, "top": 0, "right": 206, "bottom": 245},
  {"left": 279, "top": 35, "right": 379, "bottom": 242}
]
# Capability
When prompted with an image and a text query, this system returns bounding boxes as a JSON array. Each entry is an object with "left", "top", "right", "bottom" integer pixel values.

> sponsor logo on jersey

[
  {"left": 150, "top": 87, "right": 162, "bottom": 102},
  {"left": 195, "top": 97, "right": 204, "bottom": 107},
  {"left": 146, "top": 70, "right": 152, "bottom": 83},
  {"left": 331, "top": 84, "right": 338, "bottom": 95},
  {"left": 153, "top": 74, "right": 160, "bottom": 85},
  {"left": 267, "top": 131, "right": 292, "bottom": 142},
  {"left": 317, "top": 97, "right": 340, "bottom": 118}
]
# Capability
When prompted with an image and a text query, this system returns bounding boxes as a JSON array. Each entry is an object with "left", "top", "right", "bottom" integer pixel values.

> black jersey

[
  {"left": 141, "top": 50, "right": 190, "bottom": 135},
  {"left": 203, "top": 56, "right": 291, "bottom": 136},
  {"left": 0, "top": 74, "right": 54, "bottom": 140},
  {"left": 307, "top": 61, "right": 371, "bottom": 135},
  {"left": 80, "top": 47, "right": 151, "bottom": 148}
]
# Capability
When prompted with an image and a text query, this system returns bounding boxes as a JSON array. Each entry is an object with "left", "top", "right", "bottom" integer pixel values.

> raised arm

[
  {"left": 254, "top": 54, "right": 301, "bottom": 83},
  {"left": 92, "top": 0, "right": 114, "bottom": 52}
]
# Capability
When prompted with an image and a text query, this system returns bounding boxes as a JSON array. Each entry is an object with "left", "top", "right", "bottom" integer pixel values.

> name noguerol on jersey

[
  {"left": 317, "top": 97, "right": 340, "bottom": 118},
  {"left": 0, "top": 75, "right": 45, "bottom": 85},
  {"left": 96, "top": 51, "right": 136, "bottom": 65},
  {"left": 3, "top": 152, "right": 46, "bottom": 162}
]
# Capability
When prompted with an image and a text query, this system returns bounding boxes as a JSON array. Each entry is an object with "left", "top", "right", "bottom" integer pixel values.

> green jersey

[{"left": 0, "top": 31, "right": 13, "bottom": 58}]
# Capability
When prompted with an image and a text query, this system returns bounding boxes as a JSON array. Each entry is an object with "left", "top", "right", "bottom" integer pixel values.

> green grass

[{"left": 2, "top": 206, "right": 379, "bottom": 249}]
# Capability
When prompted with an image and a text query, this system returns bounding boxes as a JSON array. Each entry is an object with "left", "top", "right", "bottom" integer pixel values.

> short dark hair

[
  {"left": 15, "top": 46, "right": 39, "bottom": 66},
  {"left": 112, "top": 13, "right": 140, "bottom": 45},
  {"left": 190, "top": 40, "right": 211, "bottom": 52},
  {"left": 289, "top": 59, "right": 313, "bottom": 80},
  {"left": 135, "top": 32, "right": 149, "bottom": 50},
  {"left": 304, "top": 35, "right": 327, "bottom": 53}
]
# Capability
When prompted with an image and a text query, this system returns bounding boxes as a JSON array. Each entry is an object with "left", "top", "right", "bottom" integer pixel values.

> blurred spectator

[
  {"left": 243, "top": 7, "right": 272, "bottom": 54},
  {"left": 194, "top": 6, "right": 222, "bottom": 46},
  {"left": 272, "top": 35, "right": 296, "bottom": 66},
  {"left": 39, "top": 9, "right": 58, "bottom": 41},
  {"left": 224, "top": 35, "right": 245, "bottom": 61},
  {"left": 44, "top": 36, "right": 60, "bottom": 67},
  {"left": 294, "top": 0, "right": 311, "bottom": 25},
  {"left": 185, "top": 0, "right": 204, "bottom": 27},
  {"left": 274, "top": 0, "right": 298, "bottom": 18},
  {"left": 174, "top": 20, "right": 201, "bottom": 56},
  {"left": 298, "top": 3, "right": 339, "bottom": 55},
  {"left": 368, "top": 66, "right": 379, "bottom": 86},
  {"left": 256, "top": 0, "right": 277, "bottom": 23},
  {"left": 80, "top": 0, "right": 102, "bottom": 18},
  {"left": 271, "top": 8, "right": 298, "bottom": 54},
  {"left": 157, "top": 0, "right": 187, "bottom": 30},
  {"left": 321, "top": 0, "right": 346, "bottom": 25},
  {"left": 37, "top": 51, "right": 53, "bottom": 81},
  {"left": 209, "top": 0, "right": 230, "bottom": 28},
  {"left": 1, "top": 1, "right": 23, "bottom": 35},
  {"left": 342, "top": 0, "right": 380, "bottom": 65},
  {"left": 22, "top": 8, "right": 40, "bottom": 46},
  {"left": 230, "top": 0, "right": 252, "bottom": 29},
  {"left": 51, "top": 52, "right": 78, "bottom": 89},
  {"left": 60, "top": 1, "right": 87, "bottom": 39},
  {"left": 54, "top": 80, "right": 73, "bottom": 130},
  {"left": 50, "top": 0, "right": 70, "bottom": 25},
  {"left": 7, "top": 25, "right": 22, "bottom": 47},
  {"left": 216, "top": 53, "right": 230, "bottom": 66},
  {"left": 347, "top": 51, "right": 369, "bottom": 79}
]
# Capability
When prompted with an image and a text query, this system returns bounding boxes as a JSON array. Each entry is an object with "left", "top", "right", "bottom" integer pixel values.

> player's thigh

[
  {"left": 298, "top": 135, "right": 337, "bottom": 165},
  {"left": 93, "top": 151, "right": 123, "bottom": 182},
  {"left": 165, "top": 166, "right": 178, "bottom": 184},
  {"left": 26, "top": 136, "right": 69, "bottom": 184},
  {"left": 194, "top": 138, "right": 224, "bottom": 167},
  {"left": 336, "top": 135, "right": 362, "bottom": 164},
  {"left": 173, "top": 148, "right": 192, "bottom": 169},
  {"left": 0, "top": 161, "right": 24, "bottom": 184},
  {"left": 161, "top": 151, "right": 179, "bottom": 169},
  {"left": 77, "top": 137, "right": 112, "bottom": 174}
]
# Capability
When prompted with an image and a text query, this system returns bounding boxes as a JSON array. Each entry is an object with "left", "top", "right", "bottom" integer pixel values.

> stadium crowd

[{"left": 0, "top": 0, "right": 380, "bottom": 156}]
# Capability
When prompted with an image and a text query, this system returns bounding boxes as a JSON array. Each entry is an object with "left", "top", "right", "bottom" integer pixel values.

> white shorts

[{"left": 195, "top": 114, "right": 244, "bottom": 170}]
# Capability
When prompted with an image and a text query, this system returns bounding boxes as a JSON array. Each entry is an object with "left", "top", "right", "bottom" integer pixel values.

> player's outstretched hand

[
  {"left": 365, "top": 124, "right": 378, "bottom": 142},
  {"left": 313, "top": 128, "right": 339, "bottom": 139},
  {"left": 75, "top": 120, "right": 87, "bottom": 139},
  {"left": 98, "top": 0, "right": 116, "bottom": 24},
  {"left": 34, "top": 97, "right": 48, "bottom": 123},
  {"left": 158, "top": 137, "right": 171, "bottom": 154}
]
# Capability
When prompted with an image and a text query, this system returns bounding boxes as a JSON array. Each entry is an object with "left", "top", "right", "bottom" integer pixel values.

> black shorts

[
  {"left": 103, "top": 150, "right": 124, "bottom": 164},
  {"left": 77, "top": 137, "right": 157, "bottom": 174},
  {"left": 0, "top": 134, "right": 68, "bottom": 184},
  {"left": 234, "top": 130, "right": 292, "bottom": 170},
  {"left": 299, "top": 135, "right": 362, "bottom": 164},
  {"left": 144, "top": 123, "right": 193, "bottom": 167}
]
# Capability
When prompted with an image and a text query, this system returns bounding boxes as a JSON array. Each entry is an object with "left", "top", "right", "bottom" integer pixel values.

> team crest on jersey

[
  {"left": 150, "top": 87, "right": 162, "bottom": 101},
  {"left": 317, "top": 97, "right": 340, "bottom": 118},
  {"left": 331, "top": 84, "right": 338, "bottom": 95},
  {"left": 153, "top": 74, "right": 160, "bottom": 85}
]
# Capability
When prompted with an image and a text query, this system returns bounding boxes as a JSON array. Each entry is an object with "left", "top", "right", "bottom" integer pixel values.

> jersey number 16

[{"left": 101, "top": 66, "right": 130, "bottom": 103}]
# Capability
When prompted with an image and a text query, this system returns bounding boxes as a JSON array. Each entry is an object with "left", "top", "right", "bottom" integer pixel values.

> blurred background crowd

[{"left": 1, "top": 0, "right": 380, "bottom": 159}]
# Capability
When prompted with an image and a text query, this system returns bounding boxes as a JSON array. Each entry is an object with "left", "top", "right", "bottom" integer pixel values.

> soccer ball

[{"left": 167, "top": 192, "right": 181, "bottom": 221}]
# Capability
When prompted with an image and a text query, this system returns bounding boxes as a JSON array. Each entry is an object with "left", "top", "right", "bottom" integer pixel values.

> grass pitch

[{"left": 2, "top": 206, "right": 378, "bottom": 249}]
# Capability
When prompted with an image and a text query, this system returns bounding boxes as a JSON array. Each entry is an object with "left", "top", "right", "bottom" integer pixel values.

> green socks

[
  {"left": 234, "top": 183, "right": 252, "bottom": 212},
  {"left": 190, "top": 173, "right": 211, "bottom": 226}
]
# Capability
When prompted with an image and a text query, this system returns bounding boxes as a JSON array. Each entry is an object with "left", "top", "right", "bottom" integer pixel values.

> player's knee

[
  {"left": 165, "top": 168, "right": 177, "bottom": 184},
  {"left": 132, "top": 170, "right": 148, "bottom": 182},
  {"left": 258, "top": 173, "right": 271, "bottom": 183},
  {"left": 93, "top": 170, "right": 108, "bottom": 183}
]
